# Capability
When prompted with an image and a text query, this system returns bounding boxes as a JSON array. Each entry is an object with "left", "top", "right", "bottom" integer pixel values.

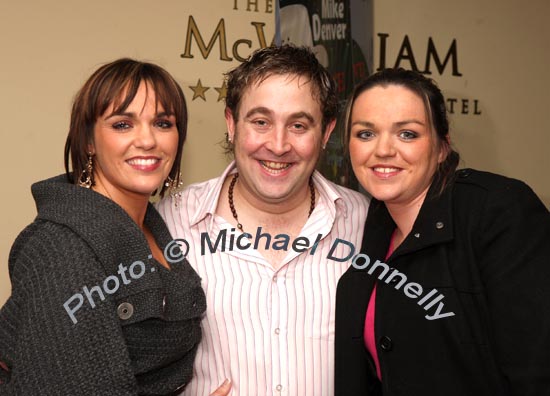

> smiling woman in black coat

[{"left": 335, "top": 68, "right": 550, "bottom": 396}]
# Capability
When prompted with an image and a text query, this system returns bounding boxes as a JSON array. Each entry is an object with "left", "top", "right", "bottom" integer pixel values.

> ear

[
  {"left": 322, "top": 118, "right": 337, "bottom": 148},
  {"left": 438, "top": 134, "right": 451, "bottom": 163},
  {"left": 225, "top": 107, "right": 236, "bottom": 141}
]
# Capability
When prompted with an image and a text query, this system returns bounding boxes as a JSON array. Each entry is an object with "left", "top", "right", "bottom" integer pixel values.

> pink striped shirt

[{"left": 157, "top": 162, "right": 369, "bottom": 396}]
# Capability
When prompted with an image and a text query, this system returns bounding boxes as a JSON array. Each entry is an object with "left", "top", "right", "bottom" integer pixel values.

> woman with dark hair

[
  {"left": 0, "top": 59, "right": 219, "bottom": 395},
  {"left": 335, "top": 68, "right": 550, "bottom": 395}
]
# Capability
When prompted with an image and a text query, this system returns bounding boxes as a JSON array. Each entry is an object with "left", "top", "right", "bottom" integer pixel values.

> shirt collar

[
  {"left": 189, "top": 161, "right": 237, "bottom": 229},
  {"left": 311, "top": 170, "right": 348, "bottom": 219}
]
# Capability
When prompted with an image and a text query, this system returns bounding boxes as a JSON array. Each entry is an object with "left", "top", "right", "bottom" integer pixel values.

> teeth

[
  {"left": 261, "top": 161, "right": 291, "bottom": 173},
  {"left": 374, "top": 167, "right": 399, "bottom": 173},
  {"left": 128, "top": 158, "right": 159, "bottom": 166}
]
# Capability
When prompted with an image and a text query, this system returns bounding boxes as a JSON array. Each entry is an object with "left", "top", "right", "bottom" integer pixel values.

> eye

[
  {"left": 290, "top": 122, "right": 307, "bottom": 133},
  {"left": 155, "top": 119, "right": 175, "bottom": 129},
  {"left": 355, "top": 130, "right": 375, "bottom": 140},
  {"left": 252, "top": 119, "right": 270, "bottom": 128},
  {"left": 112, "top": 121, "right": 131, "bottom": 130},
  {"left": 399, "top": 130, "right": 418, "bottom": 140}
]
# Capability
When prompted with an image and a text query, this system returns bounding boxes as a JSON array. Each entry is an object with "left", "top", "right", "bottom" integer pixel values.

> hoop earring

[{"left": 78, "top": 153, "right": 94, "bottom": 188}]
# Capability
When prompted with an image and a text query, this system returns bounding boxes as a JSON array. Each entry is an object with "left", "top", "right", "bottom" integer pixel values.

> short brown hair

[{"left": 64, "top": 58, "right": 187, "bottom": 197}]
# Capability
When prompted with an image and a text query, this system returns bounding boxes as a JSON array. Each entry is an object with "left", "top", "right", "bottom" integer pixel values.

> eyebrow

[
  {"left": 352, "top": 119, "right": 425, "bottom": 128},
  {"left": 395, "top": 119, "right": 425, "bottom": 127},
  {"left": 245, "top": 107, "right": 316, "bottom": 124},
  {"left": 104, "top": 111, "right": 173, "bottom": 120}
]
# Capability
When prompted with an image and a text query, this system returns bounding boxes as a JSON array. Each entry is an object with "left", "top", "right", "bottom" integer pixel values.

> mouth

[
  {"left": 127, "top": 157, "right": 161, "bottom": 171},
  {"left": 371, "top": 166, "right": 402, "bottom": 178},
  {"left": 259, "top": 160, "right": 293, "bottom": 174}
]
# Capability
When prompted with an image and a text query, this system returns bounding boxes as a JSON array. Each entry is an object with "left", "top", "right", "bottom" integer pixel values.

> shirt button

[
  {"left": 162, "top": 295, "right": 167, "bottom": 313},
  {"left": 276, "top": 384, "right": 283, "bottom": 391},
  {"left": 414, "top": 233, "right": 420, "bottom": 238},
  {"left": 274, "top": 328, "right": 280, "bottom": 335},
  {"left": 379, "top": 335, "right": 393, "bottom": 351},
  {"left": 272, "top": 275, "right": 277, "bottom": 282},
  {"left": 117, "top": 302, "right": 134, "bottom": 320},
  {"left": 436, "top": 221, "right": 444, "bottom": 229}
]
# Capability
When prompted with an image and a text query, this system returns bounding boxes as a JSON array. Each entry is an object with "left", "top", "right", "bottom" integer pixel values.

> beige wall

[{"left": 1, "top": 0, "right": 549, "bottom": 307}]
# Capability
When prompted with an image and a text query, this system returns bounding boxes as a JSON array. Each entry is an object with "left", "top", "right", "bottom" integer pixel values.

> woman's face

[
  {"left": 90, "top": 81, "right": 178, "bottom": 202},
  {"left": 349, "top": 84, "right": 445, "bottom": 208}
]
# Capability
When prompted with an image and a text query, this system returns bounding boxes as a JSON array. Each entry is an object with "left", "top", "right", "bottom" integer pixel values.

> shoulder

[
  {"left": 452, "top": 168, "right": 548, "bottom": 210},
  {"left": 9, "top": 219, "right": 104, "bottom": 289},
  {"left": 453, "top": 168, "right": 537, "bottom": 197},
  {"left": 451, "top": 168, "right": 549, "bottom": 235},
  {"left": 181, "top": 176, "right": 222, "bottom": 201},
  {"left": 156, "top": 175, "right": 223, "bottom": 216},
  {"left": 453, "top": 168, "right": 547, "bottom": 210}
]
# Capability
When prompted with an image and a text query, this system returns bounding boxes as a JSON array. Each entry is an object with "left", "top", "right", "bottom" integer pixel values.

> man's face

[{"left": 226, "top": 74, "right": 334, "bottom": 208}]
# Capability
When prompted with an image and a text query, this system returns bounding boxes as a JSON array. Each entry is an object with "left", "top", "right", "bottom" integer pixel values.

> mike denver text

[{"left": 202, "top": 227, "right": 455, "bottom": 321}]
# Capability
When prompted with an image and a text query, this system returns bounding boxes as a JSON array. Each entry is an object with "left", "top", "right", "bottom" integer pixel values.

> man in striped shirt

[{"left": 157, "top": 45, "right": 369, "bottom": 396}]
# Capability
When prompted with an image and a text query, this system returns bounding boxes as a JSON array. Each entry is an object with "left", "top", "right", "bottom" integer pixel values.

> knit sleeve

[
  {"left": 477, "top": 180, "right": 550, "bottom": 395},
  {"left": 0, "top": 221, "right": 138, "bottom": 395}
]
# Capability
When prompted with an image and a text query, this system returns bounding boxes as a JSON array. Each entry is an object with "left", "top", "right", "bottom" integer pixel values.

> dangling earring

[
  {"left": 165, "top": 173, "right": 184, "bottom": 205},
  {"left": 78, "top": 153, "right": 94, "bottom": 188}
]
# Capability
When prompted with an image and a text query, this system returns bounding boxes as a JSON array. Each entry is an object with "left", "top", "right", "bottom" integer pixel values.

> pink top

[{"left": 364, "top": 230, "right": 397, "bottom": 380}]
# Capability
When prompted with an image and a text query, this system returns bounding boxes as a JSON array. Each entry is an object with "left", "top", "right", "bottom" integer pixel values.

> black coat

[{"left": 335, "top": 169, "right": 550, "bottom": 396}]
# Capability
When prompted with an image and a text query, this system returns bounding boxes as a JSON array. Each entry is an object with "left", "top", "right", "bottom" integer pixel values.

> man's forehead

[
  {"left": 250, "top": 73, "right": 314, "bottom": 91},
  {"left": 240, "top": 74, "right": 322, "bottom": 114}
]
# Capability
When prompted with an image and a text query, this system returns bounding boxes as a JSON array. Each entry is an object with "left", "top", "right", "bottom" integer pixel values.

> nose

[
  {"left": 374, "top": 133, "right": 395, "bottom": 158},
  {"left": 266, "top": 126, "right": 291, "bottom": 156},
  {"left": 134, "top": 123, "right": 156, "bottom": 150}
]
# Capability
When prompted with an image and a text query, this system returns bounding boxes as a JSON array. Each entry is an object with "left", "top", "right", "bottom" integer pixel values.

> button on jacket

[{"left": 335, "top": 169, "right": 550, "bottom": 396}]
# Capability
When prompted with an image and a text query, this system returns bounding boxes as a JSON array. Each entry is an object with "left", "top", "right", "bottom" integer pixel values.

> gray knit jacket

[{"left": 0, "top": 175, "right": 206, "bottom": 395}]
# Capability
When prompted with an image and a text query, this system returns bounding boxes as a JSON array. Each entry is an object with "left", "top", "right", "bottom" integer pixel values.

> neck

[
  {"left": 223, "top": 173, "right": 314, "bottom": 233},
  {"left": 385, "top": 186, "right": 430, "bottom": 248},
  {"left": 241, "top": 176, "right": 312, "bottom": 216}
]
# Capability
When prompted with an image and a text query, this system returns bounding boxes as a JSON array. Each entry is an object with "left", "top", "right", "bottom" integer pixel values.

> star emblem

[
  {"left": 189, "top": 79, "right": 209, "bottom": 101},
  {"left": 214, "top": 81, "right": 228, "bottom": 102}
]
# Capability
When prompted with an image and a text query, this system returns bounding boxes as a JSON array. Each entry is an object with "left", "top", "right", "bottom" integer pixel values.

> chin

[
  {"left": 129, "top": 183, "right": 162, "bottom": 197},
  {"left": 367, "top": 188, "right": 401, "bottom": 203}
]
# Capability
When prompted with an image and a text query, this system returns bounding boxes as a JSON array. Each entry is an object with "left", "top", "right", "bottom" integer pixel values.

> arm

[
  {"left": 477, "top": 181, "right": 550, "bottom": 395},
  {"left": 0, "top": 226, "right": 138, "bottom": 395}
]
